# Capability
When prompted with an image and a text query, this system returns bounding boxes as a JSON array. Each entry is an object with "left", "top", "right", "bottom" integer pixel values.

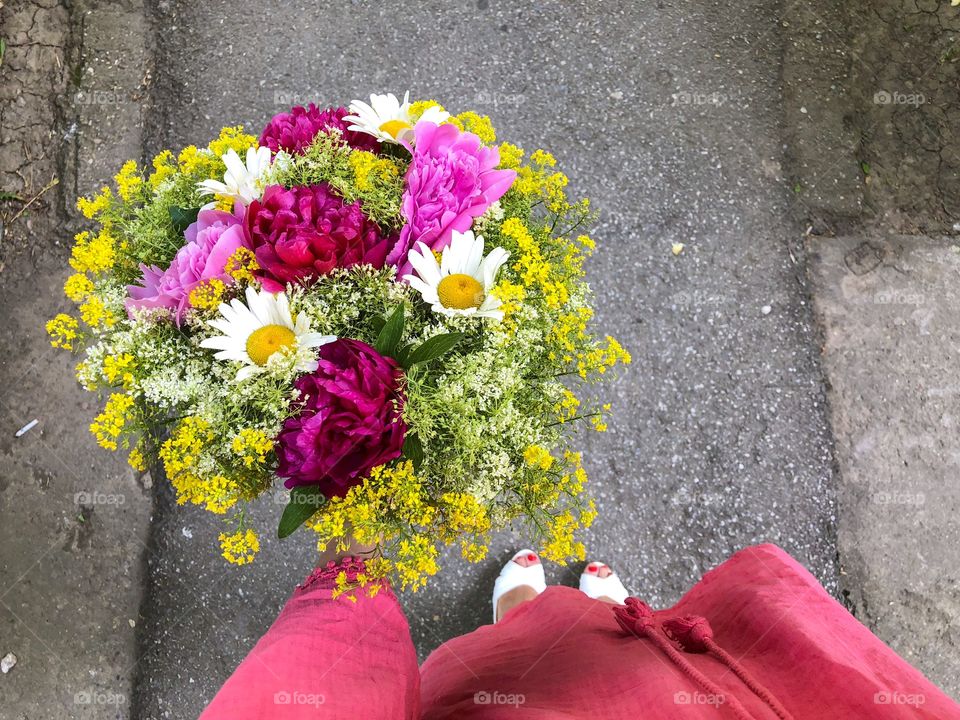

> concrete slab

[
  {"left": 808, "top": 235, "right": 960, "bottom": 698},
  {"left": 0, "top": 1, "right": 152, "bottom": 718},
  {"left": 135, "top": 0, "right": 840, "bottom": 715}
]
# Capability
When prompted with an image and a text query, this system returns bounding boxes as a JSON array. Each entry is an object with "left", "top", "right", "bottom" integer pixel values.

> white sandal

[
  {"left": 491, "top": 549, "right": 546, "bottom": 623},
  {"left": 579, "top": 561, "right": 629, "bottom": 603}
]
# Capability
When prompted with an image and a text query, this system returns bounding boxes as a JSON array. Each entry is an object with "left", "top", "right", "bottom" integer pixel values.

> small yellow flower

[
  {"left": 450, "top": 111, "right": 497, "bottom": 144},
  {"left": 188, "top": 278, "right": 227, "bottom": 311},
  {"left": 89, "top": 393, "right": 135, "bottom": 451},
  {"left": 63, "top": 273, "right": 94, "bottom": 302},
  {"left": 231, "top": 428, "right": 274, "bottom": 468},
  {"left": 219, "top": 529, "right": 260, "bottom": 565},
  {"left": 76, "top": 187, "right": 112, "bottom": 219},
  {"left": 224, "top": 247, "right": 260, "bottom": 284},
  {"left": 103, "top": 353, "right": 136, "bottom": 389},
  {"left": 114, "top": 160, "right": 143, "bottom": 202},
  {"left": 46, "top": 313, "right": 79, "bottom": 350},
  {"left": 523, "top": 444, "right": 554, "bottom": 471}
]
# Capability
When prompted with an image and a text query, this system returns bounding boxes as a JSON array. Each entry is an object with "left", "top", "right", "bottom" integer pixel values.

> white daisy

[
  {"left": 199, "top": 287, "right": 335, "bottom": 381},
  {"left": 343, "top": 91, "right": 450, "bottom": 145},
  {"left": 197, "top": 146, "right": 273, "bottom": 205},
  {"left": 403, "top": 230, "right": 510, "bottom": 320}
]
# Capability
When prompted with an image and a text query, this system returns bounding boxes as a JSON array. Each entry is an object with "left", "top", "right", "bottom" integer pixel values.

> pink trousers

[{"left": 200, "top": 544, "right": 959, "bottom": 719}]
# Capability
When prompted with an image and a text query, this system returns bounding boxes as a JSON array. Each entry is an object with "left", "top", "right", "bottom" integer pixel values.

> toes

[
  {"left": 584, "top": 562, "right": 613, "bottom": 578},
  {"left": 597, "top": 565, "right": 612, "bottom": 578},
  {"left": 513, "top": 551, "right": 540, "bottom": 568}
]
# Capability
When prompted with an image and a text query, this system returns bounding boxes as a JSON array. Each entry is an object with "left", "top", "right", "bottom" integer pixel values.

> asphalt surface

[{"left": 135, "top": 1, "right": 840, "bottom": 715}]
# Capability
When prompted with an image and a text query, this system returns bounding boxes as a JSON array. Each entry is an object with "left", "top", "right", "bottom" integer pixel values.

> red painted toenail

[
  {"left": 587, "top": 564, "right": 597, "bottom": 572},
  {"left": 527, "top": 553, "right": 537, "bottom": 562}
]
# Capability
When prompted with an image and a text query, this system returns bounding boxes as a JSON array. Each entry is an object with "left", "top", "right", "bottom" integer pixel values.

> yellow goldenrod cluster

[
  {"left": 103, "top": 353, "right": 135, "bottom": 389},
  {"left": 231, "top": 428, "right": 274, "bottom": 468},
  {"left": 540, "top": 510, "right": 586, "bottom": 564},
  {"left": 501, "top": 218, "right": 569, "bottom": 310},
  {"left": 549, "top": 307, "right": 594, "bottom": 361},
  {"left": 348, "top": 151, "right": 400, "bottom": 192},
  {"left": 393, "top": 535, "right": 440, "bottom": 591},
  {"left": 89, "top": 393, "right": 134, "bottom": 451},
  {"left": 449, "top": 111, "right": 497, "bottom": 144},
  {"left": 207, "top": 126, "right": 257, "bottom": 158},
  {"left": 575, "top": 336, "right": 632, "bottom": 379},
  {"left": 128, "top": 444, "right": 147, "bottom": 472},
  {"left": 224, "top": 247, "right": 260, "bottom": 284},
  {"left": 219, "top": 529, "right": 260, "bottom": 565},
  {"left": 46, "top": 313, "right": 79, "bottom": 350},
  {"left": 513, "top": 149, "right": 570, "bottom": 213},
  {"left": 63, "top": 273, "right": 94, "bottom": 302},
  {"left": 491, "top": 279, "right": 526, "bottom": 332},
  {"left": 523, "top": 444, "right": 555, "bottom": 471},
  {"left": 78, "top": 295, "right": 116, "bottom": 329},
  {"left": 70, "top": 230, "right": 115, "bottom": 274},
  {"left": 497, "top": 142, "right": 524, "bottom": 170},
  {"left": 148, "top": 150, "right": 176, "bottom": 189},
  {"left": 555, "top": 388, "right": 580, "bottom": 423},
  {"left": 188, "top": 279, "right": 227, "bottom": 311},
  {"left": 159, "top": 417, "right": 219, "bottom": 507},
  {"left": 114, "top": 160, "right": 143, "bottom": 202},
  {"left": 76, "top": 187, "right": 112, "bottom": 219},
  {"left": 409, "top": 100, "right": 446, "bottom": 121}
]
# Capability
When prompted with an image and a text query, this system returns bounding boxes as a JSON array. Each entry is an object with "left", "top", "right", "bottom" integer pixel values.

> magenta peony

[
  {"left": 388, "top": 121, "right": 516, "bottom": 276},
  {"left": 126, "top": 207, "right": 250, "bottom": 325},
  {"left": 259, "top": 104, "right": 379, "bottom": 155},
  {"left": 246, "top": 183, "right": 396, "bottom": 290},
  {"left": 276, "top": 339, "right": 406, "bottom": 496}
]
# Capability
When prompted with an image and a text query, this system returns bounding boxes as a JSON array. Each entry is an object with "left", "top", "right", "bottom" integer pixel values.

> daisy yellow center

[
  {"left": 246, "top": 324, "right": 295, "bottom": 366},
  {"left": 437, "top": 274, "right": 485, "bottom": 310},
  {"left": 379, "top": 119, "right": 412, "bottom": 139}
]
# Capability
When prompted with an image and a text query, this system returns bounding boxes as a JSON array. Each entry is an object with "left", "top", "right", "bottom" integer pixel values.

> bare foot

[{"left": 495, "top": 552, "right": 541, "bottom": 621}]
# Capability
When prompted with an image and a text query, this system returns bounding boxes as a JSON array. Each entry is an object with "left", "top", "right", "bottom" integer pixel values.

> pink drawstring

[
  {"left": 663, "top": 615, "right": 794, "bottom": 720},
  {"left": 613, "top": 598, "right": 758, "bottom": 720}
]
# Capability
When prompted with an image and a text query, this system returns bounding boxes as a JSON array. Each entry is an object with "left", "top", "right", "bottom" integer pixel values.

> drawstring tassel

[
  {"left": 614, "top": 599, "right": 758, "bottom": 720},
  {"left": 663, "top": 615, "right": 794, "bottom": 720}
]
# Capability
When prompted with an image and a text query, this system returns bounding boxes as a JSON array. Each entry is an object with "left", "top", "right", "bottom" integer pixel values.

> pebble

[
  {"left": 761, "top": 305, "right": 772, "bottom": 315},
  {"left": 1, "top": 652, "right": 17, "bottom": 674}
]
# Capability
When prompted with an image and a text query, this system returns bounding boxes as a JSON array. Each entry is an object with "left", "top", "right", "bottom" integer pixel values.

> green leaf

[
  {"left": 369, "top": 315, "right": 386, "bottom": 335},
  {"left": 375, "top": 305, "right": 405, "bottom": 357},
  {"left": 406, "top": 332, "right": 463, "bottom": 366},
  {"left": 169, "top": 205, "right": 201, "bottom": 234},
  {"left": 394, "top": 342, "right": 415, "bottom": 368},
  {"left": 403, "top": 433, "right": 424, "bottom": 471},
  {"left": 277, "top": 486, "right": 327, "bottom": 539},
  {"left": 860, "top": 161, "right": 871, "bottom": 176}
]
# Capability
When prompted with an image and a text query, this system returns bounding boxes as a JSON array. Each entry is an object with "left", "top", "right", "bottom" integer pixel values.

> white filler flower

[
  {"left": 403, "top": 230, "right": 510, "bottom": 320},
  {"left": 344, "top": 91, "right": 449, "bottom": 144},
  {"left": 197, "top": 146, "right": 273, "bottom": 205},
  {"left": 200, "top": 287, "right": 335, "bottom": 381}
]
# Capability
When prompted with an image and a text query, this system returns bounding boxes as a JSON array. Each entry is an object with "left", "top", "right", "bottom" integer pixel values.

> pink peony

[
  {"left": 126, "top": 207, "right": 250, "bottom": 325},
  {"left": 276, "top": 339, "right": 407, "bottom": 496},
  {"left": 259, "top": 104, "right": 379, "bottom": 155},
  {"left": 389, "top": 121, "right": 516, "bottom": 276},
  {"left": 246, "top": 183, "right": 396, "bottom": 291}
]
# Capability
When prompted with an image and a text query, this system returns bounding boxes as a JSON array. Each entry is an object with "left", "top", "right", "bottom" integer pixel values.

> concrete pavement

[{"left": 135, "top": 1, "right": 839, "bottom": 715}]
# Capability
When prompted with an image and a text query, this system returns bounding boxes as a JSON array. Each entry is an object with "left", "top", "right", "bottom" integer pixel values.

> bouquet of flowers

[{"left": 48, "top": 92, "right": 630, "bottom": 591}]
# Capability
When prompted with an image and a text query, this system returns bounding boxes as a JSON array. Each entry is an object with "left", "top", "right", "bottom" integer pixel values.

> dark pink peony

[
  {"left": 126, "top": 206, "right": 250, "bottom": 325},
  {"left": 389, "top": 121, "right": 516, "bottom": 276},
  {"left": 259, "top": 104, "right": 379, "bottom": 155},
  {"left": 276, "top": 339, "right": 407, "bottom": 496},
  {"left": 246, "top": 184, "right": 397, "bottom": 291}
]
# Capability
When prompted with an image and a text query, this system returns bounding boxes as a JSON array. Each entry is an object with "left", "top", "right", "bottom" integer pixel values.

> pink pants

[{"left": 200, "top": 545, "right": 959, "bottom": 719}]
